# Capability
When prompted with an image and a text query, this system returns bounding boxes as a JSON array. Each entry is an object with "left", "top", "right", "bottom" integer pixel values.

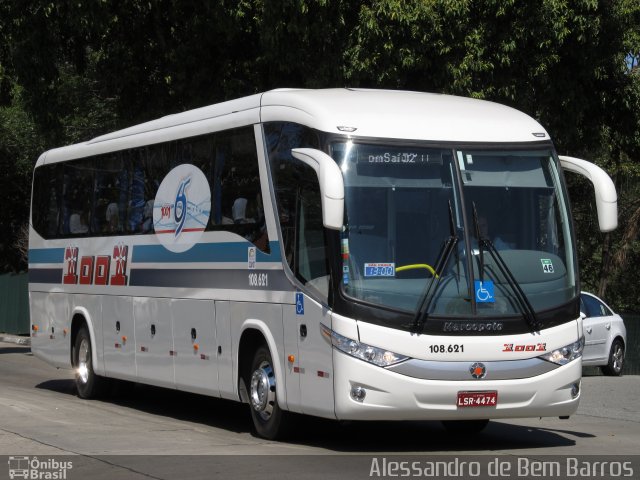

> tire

[
  {"left": 73, "top": 326, "right": 109, "bottom": 398},
  {"left": 601, "top": 338, "right": 625, "bottom": 376},
  {"left": 246, "top": 345, "right": 290, "bottom": 439},
  {"left": 441, "top": 419, "right": 489, "bottom": 434}
]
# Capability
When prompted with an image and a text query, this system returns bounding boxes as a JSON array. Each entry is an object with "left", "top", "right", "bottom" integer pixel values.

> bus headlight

[
  {"left": 320, "top": 324, "right": 409, "bottom": 367},
  {"left": 538, "top": 337, "right": 584, "bottom": 365}
]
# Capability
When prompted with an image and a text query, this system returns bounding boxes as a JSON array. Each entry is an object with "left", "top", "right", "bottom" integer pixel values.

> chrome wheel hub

[
  {"left": 612, "top": 345, "right": 624, "bottom": 372},
  {"left": 250, "top": 361, "right": 276, "bottom": 421},
  {"left": 77, "top": 338, "right": 90, "bottom": 384}
]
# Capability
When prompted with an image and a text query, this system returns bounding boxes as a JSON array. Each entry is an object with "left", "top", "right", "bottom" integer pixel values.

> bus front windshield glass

[{"left": 331, "top": 142, "right": 576, "bottom": 318}]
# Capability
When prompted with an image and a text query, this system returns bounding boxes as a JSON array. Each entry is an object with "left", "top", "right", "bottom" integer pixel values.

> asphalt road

[{"left": 1, "top": 341, "right": 639, "bottom": 479}]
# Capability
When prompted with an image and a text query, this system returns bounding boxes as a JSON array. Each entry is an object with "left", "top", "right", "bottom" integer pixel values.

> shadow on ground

[{"left": 35, "top": 378, "right": 583, "bottom": 453}]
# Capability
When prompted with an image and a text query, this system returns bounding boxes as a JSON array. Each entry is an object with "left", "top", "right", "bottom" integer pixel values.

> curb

[{"left": 0, "top": 334, "right": 31, "bottom": 346}]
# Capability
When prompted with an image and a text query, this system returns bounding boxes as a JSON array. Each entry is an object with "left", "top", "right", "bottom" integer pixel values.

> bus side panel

[
  {"left": 215, "top": 301, "right": 235, "bottom": 400},
  {"left": 173, "top": 298, "right": 218, "bottom": 396},
  {"left": 134, "top": 297, "right": 174, "bottom": 388},
  {"left": 102, "top": 296, "right": 136, "bottom": 381},
  {"left": 30, "top": 292, "right": 70, "bottom": 369}
]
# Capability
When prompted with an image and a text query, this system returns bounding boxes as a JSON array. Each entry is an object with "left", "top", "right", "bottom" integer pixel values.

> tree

[
  {"left": 342, "top": 0, "right": 640, "bottom": 306},
  {"left": 0, "top": 0, "right": 638, "bottom": 310},
  {"left": 0, "top": 85, "right": 43, "bottom": 271}
]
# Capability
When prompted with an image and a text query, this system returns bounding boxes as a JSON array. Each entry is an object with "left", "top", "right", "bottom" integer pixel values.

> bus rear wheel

[
  {"left": 247, "top": 345, "right": 290, "bottom": 439},
  {"left": 73, "top": 326, "right": 109, "bottom": 399}
]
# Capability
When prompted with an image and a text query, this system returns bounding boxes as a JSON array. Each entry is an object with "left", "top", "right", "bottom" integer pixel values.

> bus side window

[
  {"left": 93, "top": 153, "right": 127, "bottom": 235},
  {"left": 126, "top": 150, "right": 145, "bottom": 233},
  {"left": 209, "top": 127, "right": 269, "bottom": 253},
  {"left": 63, "top": 160, "right": 94, "bottom": 236},
  {"left": 272, "top": 160, "right": 329, "bottom": 300},
  {"left": 32, "top": 164, "right": 62, "bottom": 238},
  {"left": 295, "top": 165, "right": 329, "bottom": 300},
  {"left": 264, "top": 121, "right": 327, "bottom": 298}
]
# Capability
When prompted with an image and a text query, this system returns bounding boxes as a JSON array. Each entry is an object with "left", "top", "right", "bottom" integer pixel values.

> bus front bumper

[{"left": 332, "top": 350, "right": 581, "bottom": 421}]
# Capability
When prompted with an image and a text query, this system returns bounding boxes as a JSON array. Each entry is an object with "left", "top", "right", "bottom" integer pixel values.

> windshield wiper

[
  {"left": 411, "top": 200, "right": 459, "bottom": 334},
  {"left": 472, "top": 204, "right": 486, "bottom": 282},
  {"left": 471, "top": 204, "right": 541, "bottom": 332}
]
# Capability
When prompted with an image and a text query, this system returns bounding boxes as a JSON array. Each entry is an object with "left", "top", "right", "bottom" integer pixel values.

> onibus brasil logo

[
  {"left": 153, "top": 164, "right": 211, "bottom": 253},
  {"left": 8, "top": 456, "right": 72, "bottom": 479}
]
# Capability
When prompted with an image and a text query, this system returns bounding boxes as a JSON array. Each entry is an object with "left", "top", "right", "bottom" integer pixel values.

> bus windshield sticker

[
  {"left": 153, "top": 164, "right": 211, "bottom": 253},
  {"left": 248, "top": 246, "right": 256, "bottom": 269},
  {"left": 295, "top": 292, "right": 304, "bottom": 315},
  {"left": 474, "top": 280, "right": 495, "bottom": 303},
  {"left": 364, "top": 263, "right": 395, "bottom": 278},
  {"left": 540, "top": 259, "right": 555, "bottom": 273}
]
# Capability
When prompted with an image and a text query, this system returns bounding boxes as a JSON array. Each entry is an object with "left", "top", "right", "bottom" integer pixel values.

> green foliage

[
  {"left": 0, "top": 85, "right": 43, "bottom": 271},
  {"left": 0, "top": 0, "right": 638, "bottom": 309}
]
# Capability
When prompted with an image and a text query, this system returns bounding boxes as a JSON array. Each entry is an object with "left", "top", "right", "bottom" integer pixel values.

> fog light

[
  {"left": 350, "top": 386, "right": 366, "bottom": 402},
  {"left": 571, "top": 381, "right": 580, "bottom": 399}
]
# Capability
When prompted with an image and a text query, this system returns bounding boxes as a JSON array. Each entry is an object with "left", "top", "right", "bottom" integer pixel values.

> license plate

[{"left": 457, "top": 391, "right": 498, "bottom": 408}]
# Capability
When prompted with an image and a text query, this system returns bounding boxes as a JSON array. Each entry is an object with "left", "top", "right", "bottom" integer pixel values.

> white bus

[{"left": 29, "top": 88, "right": 617, "bottom": 439}]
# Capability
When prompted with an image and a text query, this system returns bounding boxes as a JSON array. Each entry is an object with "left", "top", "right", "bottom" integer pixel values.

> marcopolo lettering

[{"left": 443, "top": 321, "right": 504, "bottom": 333}]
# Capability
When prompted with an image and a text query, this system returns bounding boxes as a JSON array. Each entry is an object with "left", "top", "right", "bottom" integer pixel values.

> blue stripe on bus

[
  {"left": 132, "top": 241, "right": 282, "bottom": 263},
  {"left": 29, "top": 248, "right": 66, "bottom": 264}
]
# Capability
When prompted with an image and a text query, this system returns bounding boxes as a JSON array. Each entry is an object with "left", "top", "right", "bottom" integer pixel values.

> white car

[{"left": 580, "top": 292, "right": 627, "bottom": 376}]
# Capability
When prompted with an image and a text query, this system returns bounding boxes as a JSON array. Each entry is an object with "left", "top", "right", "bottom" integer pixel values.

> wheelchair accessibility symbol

[
  {"left": 295, "top": 292, "right": 305, "bottom": 315},
  {"left": 474, "top": 280, "right": 495, "bottom": 303}
]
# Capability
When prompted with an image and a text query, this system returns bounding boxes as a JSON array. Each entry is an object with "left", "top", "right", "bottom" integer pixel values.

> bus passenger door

[
  {"left": 291, "top": 292, "right": 335, "bottom": 418},
  {"left": 134, "top": 297, "right": 174, "bottom": 388},
  {"left": 172, "top": 299, "right": 219, "bottom": 396},
  {"left": 102, "top": 296, "right": 136, "bottom": 381},
  {"left": 290, "top": 171, "right": 335, "bottom": 418},
  {"left": 270, "top": 154, "right": 337, "bottom": 418},
  {"left": 282, "top": 302, "right": 301, "bottom": 413}
]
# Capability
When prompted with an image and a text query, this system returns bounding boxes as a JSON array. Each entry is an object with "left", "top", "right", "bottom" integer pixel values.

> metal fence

[{"left": 0, "top": 272, "right": 29, "bottom": 334}]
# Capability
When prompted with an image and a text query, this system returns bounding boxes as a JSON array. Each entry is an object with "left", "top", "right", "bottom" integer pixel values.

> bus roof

[
  {"left": 260, "top": 88, "right": 548, "bottom": 144},
  {"left": 38, "top": 88, "right": 550, "bottom": 166}
]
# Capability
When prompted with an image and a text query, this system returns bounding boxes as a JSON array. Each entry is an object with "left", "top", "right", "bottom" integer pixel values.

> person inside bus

[
  {"left": 232, "top": 197, "right": 250, "bottom": 223},
  {"left": 105, "top": 202, "right": 120, "bottom": 233},
  {"left": 69, "top": 210, "right": 89, "bottom": 234}
]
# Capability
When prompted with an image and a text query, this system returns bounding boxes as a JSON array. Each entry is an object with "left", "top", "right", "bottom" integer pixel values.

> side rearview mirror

[
  {"left": 291, "top": 148, "right": 344, "bottom": 230},
  {"left": 559, "top": 155, "right": 618, "bottom": 232}
]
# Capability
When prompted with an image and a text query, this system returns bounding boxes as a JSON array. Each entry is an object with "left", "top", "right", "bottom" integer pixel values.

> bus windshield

[{"left": 331, "top": 142, "right": 577, "bottom": 318}]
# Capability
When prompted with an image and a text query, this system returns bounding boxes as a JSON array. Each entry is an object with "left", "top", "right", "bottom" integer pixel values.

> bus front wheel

[
  {"left": 73, "top": 326, "right": 109, "bottom": 399},
  {"left": 247, "top": 345, "right": 290, "bottom": 439}
]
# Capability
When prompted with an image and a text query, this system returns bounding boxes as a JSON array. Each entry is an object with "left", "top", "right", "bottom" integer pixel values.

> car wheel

[
  {"left": 601, "top": 338, "right": 625, "bottom": 376},
  {"left": 73, "top": 326, "right": 109, "bottom": 398},
  {"left": 246, "top": 345, "right": 291, "bottom": 439}
]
